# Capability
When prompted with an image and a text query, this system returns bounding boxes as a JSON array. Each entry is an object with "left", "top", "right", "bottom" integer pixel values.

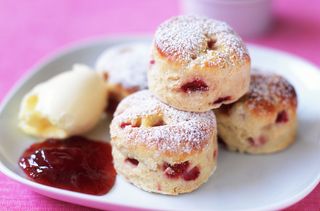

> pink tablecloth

[{"left": 0, "top": 0, "right": 319, "bottom": 210}]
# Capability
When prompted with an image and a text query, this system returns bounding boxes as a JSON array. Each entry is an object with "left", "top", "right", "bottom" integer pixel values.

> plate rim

[{"left": 0, "top": 35, "right": 319, "bottom": 211}]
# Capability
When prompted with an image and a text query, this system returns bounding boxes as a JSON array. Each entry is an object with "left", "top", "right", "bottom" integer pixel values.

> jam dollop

[{"left": 19, "top": 136, "right": 116, "bottom": 195}]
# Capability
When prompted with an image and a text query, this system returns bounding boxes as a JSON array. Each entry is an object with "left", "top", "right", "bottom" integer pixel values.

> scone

[
  {"left": 110, "top": 90, "right": 218, "bottom": 195},
  {"left": 215, "top": 72, "right": 298, "bottom": 154},
  {"left": 95, "top": 42, "right": 150, "bottom": 112},
  {"left": 148, "top": 15, "right": 251, "bottom": 112}
]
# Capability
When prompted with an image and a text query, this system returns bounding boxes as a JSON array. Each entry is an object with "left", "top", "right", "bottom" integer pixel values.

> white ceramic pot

[{"left": 181, "top": 0, "right": 273, "bottom": 38}]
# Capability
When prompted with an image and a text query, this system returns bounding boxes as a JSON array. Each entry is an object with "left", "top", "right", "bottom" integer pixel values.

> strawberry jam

[
  {"left": 181, "top": 79, "right": 209, "bottom": 93},
  {"left": 125, "top": 157, "right": 139, "bottom": 166},
  {"left": 163, "top": 161, "right": 190, "bottom": 179},
  {"left": 207, "top": 39, "right": 217, "bottom": 50},
  {"left": 182, "top": 166, "right": 200, "bottom": 181},
  {"left": 276, "top": 110, "right": 288, "bottom": 123},
  {"left": 162, "top": 161, "right": 200, "bottom": 181},
  {"left": 19, "top": 136, "right": 116, "bottom": 195}
]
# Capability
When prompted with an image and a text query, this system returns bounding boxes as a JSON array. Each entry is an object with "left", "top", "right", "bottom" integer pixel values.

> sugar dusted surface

[
  {"left": 154, "top": 15, "right": 248, "bottom": 66},
  {"left": 246, "top": 73, "right": 297, "bottom": 112},
  {"left": 95, "top": 43, "right": 150, "bottom": 89},
  {"left": 112, "top": 90, "right": 216, "bottom": 154}
]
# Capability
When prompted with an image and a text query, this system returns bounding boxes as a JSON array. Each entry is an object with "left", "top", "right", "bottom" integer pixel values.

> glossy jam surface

[{"left": 19, "top": 136, "right": 116, "bottom": 195}]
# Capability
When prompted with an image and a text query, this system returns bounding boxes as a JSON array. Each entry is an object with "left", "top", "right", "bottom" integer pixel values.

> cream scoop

[{"left": 18, "top": 64, "right": 108, "bottom": 138}]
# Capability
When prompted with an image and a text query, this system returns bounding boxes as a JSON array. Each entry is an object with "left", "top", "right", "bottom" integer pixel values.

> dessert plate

[{"left": 0, "top": 36, "right": 319, "bottom": 211}]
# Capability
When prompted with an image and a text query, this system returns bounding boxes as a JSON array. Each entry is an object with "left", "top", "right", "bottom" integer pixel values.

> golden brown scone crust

[{"left": 215, "top": 72, "right": 297, "bottom": 154}]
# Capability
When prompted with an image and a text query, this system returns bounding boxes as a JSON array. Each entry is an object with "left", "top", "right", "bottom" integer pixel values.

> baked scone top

[
  {"left": 154, "top": 15, "right": 250, "bottom": 67},
  {"left": 112, "top": 90, "right": 216, "bottom": 156},
  {"left": 246, "top": 73, "right": 297, "bottom": 113},
  {"left": 96, "top": 43, "right": 150, "bottom": 89}
]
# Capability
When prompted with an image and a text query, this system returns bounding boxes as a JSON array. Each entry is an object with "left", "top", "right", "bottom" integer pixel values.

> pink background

[{"left": 0, "top": 0, "right": 319, "bottom": 210}]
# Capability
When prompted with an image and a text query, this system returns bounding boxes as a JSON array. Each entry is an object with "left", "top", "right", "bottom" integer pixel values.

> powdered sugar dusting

[
  {"left": 246, "top": 73, "right": 297, "bottom": 111},
  {"left": 95, "top": 43, "right": 150, "bottom": 89},
  {"left": 155, "top": 15, "right": 248, "bottom": 66},
  {"left": 111, "top": 90, "right": 216, "bottom": 154}
]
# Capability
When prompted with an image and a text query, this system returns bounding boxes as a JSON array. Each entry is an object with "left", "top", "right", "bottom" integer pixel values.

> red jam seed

[
  {"left": 276, "top": 110, "right": 289, "bottom": 123},
  {"left": 120, "top": 122, "right": 131, "bottom": 128},
  {"left": 183, "top": 166, "right": 200, "bottom": 181},
  {"left": 163, "top": 161, "right": 200, "bottom": 181},
  {"left": 181, "top": 79, "right": 209, "bottom": 93},
  {"left": 125, "top": 157, "right": 139, "bottom": 166},
  {"left": 163, "top": 161, "right": 190, "bottom": 179},
  {"left": 207, "top": 39, "right": 217, "bottom": 50}
]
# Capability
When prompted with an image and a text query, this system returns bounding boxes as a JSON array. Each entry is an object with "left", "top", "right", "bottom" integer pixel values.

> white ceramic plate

[{"left": 0, "top": 37, "right": 319, "bottom": 211}]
